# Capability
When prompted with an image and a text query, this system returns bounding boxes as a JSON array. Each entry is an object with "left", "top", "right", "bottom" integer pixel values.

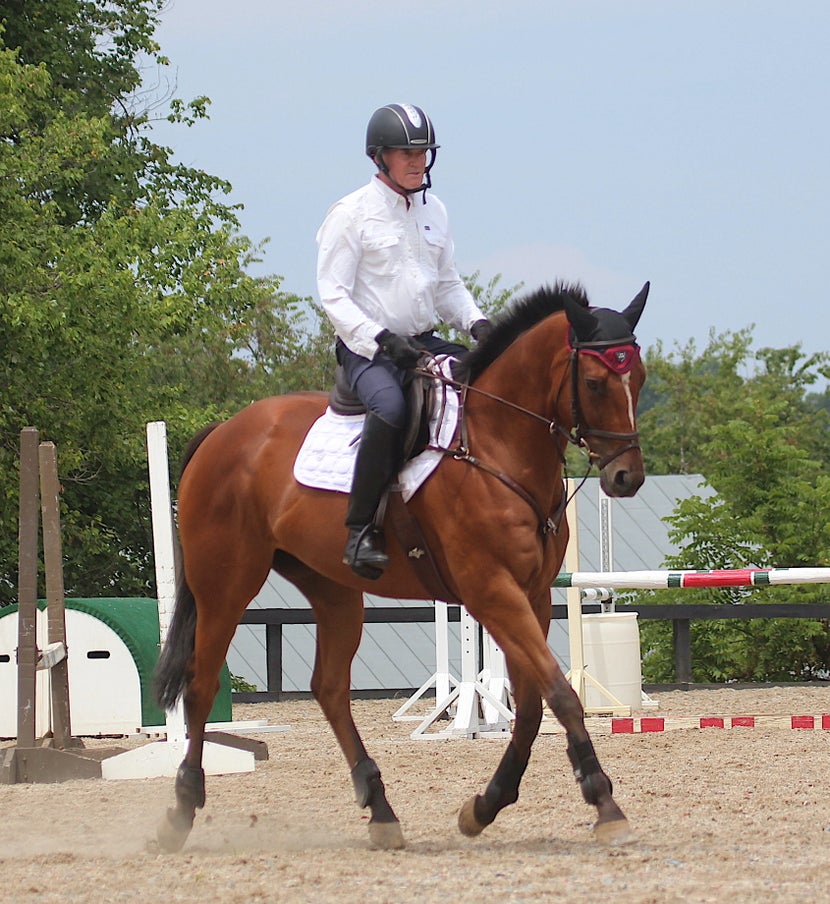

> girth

[{"left": 387, "top": 492, "right": 463, "bottom": 605}]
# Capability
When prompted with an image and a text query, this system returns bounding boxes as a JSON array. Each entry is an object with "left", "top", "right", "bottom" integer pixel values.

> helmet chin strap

[{"left": 376, "top": 149, "right": 436, "bottom": 203}]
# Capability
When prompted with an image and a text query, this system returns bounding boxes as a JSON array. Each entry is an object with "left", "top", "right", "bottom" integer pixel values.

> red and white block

[
  {"left": 540, "top": 713, "right": 830, "bottom": 735},
  {"left": 610, "top": 714, "right": 830, "bottom": 734}
]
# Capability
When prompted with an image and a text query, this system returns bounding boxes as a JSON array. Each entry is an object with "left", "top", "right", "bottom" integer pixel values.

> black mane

[{"left": 457, "top": 281, "right": 589, "bottom": 384}]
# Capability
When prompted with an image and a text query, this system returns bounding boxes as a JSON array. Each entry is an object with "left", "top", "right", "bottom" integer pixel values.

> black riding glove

[
  {"left": 375, "top": 329, "right": 422, "bottom": 370},
  {"left": 471, "top": 318, "right": 494, "bottom": 343}
]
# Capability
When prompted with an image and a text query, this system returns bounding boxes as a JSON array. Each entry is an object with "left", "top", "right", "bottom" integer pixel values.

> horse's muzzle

[{"left": 599, "top": 445, "right": 645, "bottom": 498}]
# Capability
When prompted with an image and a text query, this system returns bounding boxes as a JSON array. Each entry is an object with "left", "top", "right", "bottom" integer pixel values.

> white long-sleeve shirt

[{"left": 316, "top": 176, "right": 486, "bottom": 360}]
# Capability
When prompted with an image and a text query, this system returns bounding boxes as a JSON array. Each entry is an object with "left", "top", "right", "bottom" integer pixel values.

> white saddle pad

[{"left": 293, "top": 357, "right": 459, "bottom": 502}]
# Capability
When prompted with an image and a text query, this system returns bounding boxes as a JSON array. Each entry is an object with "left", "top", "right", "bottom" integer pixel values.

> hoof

[
  {"left": 458, "top": 796, "right": 485, "bottom": 837},
  {"left": 369, "top": 820, "right": 405, "bottom": 850},
  {"left": 593, "top": 817, "right": 636, "bottom": 846},
  {"left": 156, "top": 807, "right": 192, "bottom": 853}
]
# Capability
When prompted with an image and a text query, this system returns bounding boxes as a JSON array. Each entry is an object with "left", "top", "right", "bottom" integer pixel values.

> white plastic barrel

[{"left": 581, "top": 611, "right": 643, "bottom": 711}]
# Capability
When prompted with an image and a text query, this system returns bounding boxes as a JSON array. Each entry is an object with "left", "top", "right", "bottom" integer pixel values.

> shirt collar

[{"left": 371, "top": 174, "right": 414, "bottom": 210}]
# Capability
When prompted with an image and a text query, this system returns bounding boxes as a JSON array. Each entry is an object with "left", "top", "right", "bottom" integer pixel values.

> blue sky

[{"left": 147, "top": 1, "right": 829, "bottom": 366}]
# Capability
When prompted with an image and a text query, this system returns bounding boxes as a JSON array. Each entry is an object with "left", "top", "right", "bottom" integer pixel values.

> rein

[
  {"left": 415, "top": 341, "right": 640, "bottom": 535},
  {"left": 451, "top": 380, "right": 570, "bottom": 535}
]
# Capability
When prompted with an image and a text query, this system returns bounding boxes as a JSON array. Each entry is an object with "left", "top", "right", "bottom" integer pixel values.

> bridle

[
  {"left": 567, "top": 336, "right": 642, "bottom": 470},
  {"left": 416, "top": 338, "right": 642, "bottom": 535}
]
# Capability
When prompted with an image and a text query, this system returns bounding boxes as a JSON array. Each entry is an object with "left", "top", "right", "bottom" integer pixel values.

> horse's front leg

[
  {"left": 547, "top": 670, "right": 634, "bottom": 844},
  {"left": 458, "top": 588, "right": 548, "bottom": 836},
  {"left": 458, "top": 673, "right": 541, "bottom": 836},
  {"left": 461, "top": 600, "right": 632, "bottom": 845},
  {"left": 548, "top": 669, "right": 633, "bottom": 844}
]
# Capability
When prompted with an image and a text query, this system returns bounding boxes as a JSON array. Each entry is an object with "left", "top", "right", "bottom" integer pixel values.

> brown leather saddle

[{"left": 327, "top": 365, "right": 436, "bottom": 462}]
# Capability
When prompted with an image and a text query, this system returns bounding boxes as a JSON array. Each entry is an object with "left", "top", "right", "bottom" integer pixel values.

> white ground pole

[
  {"left": 392, "top": 601, "right": 512, "bottom": 735},
  {"left": 103, "top": 422, "right": 257, "bottom": 779},
  {"left": 147, "top": 420, "right": 186, "bottom": 745},
  {"left": 392, "top": 600, "right": 459, "bottom": 721}
]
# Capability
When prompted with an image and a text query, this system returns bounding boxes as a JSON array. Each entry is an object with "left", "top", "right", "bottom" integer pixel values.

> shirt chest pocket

[
  {"left": 421, "top": 225, "right": 446, "bottom": 277},
  {"left": 360, "top": 232, "right": 401, "bottom": 279}
]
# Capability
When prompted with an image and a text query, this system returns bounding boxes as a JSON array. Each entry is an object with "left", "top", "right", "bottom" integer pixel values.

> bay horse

[{"left": 154, "top": 280, "right": 649, "bottom": 853}]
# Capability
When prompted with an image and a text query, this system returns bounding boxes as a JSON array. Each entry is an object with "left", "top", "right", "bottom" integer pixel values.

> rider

[{"left": 316, "top": 102, "right": 493, "bottom": 580}]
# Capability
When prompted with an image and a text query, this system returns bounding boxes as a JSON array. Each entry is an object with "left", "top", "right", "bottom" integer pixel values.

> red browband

[{"left": 570, "top": 341, "right": 641, "bottom": 375}]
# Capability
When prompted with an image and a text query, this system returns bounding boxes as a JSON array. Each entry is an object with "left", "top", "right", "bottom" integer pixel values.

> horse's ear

[
  {"left": 622, "top": 282, "right": 649, "bottom": 332},
  {"left": 564, "top": 294, "right": 599, "bottom": 342}
]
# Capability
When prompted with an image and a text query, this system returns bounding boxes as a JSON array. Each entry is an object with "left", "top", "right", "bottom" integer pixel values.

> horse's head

[{"left": 563, "top": 283, "right": 649, "bottom": 497}]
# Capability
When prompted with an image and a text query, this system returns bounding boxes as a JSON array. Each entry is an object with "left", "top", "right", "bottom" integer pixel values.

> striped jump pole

[
  {"left": 553, "top": 567, "right": 830, "bottom": 590},
  {"left": 548, "top": 563, "right": 830, "bottom": 730},
  {"left": 556, "top": 565, "right": 830, "bottom": 716}
]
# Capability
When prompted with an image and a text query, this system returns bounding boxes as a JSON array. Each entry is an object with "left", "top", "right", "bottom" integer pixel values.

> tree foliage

[
  {"left": 0, "top": 2, "right": 325, "bottom": 603},
  {"left": 632, "top": 332, "right": 830, "bottom": 681}
]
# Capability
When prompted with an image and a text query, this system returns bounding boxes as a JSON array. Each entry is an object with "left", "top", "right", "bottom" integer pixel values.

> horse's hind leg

[
  {"left": 281, "top": 564, "right": 404, "bottom": 849},
  {"left": 157, "top": 614, "right": 245, "bottom": 852},
  {"left": 157, "top": 554, "right": 268, "bottom": 853}
]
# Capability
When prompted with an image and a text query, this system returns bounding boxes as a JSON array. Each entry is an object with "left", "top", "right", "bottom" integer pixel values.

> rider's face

[{"left": 379, "top": 148, "right": 427, "bottom": 192}]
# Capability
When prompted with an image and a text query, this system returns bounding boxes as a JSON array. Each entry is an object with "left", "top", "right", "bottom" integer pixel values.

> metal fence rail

[{"left": 233, "top": 602, "right": 830, "bottom": 701}]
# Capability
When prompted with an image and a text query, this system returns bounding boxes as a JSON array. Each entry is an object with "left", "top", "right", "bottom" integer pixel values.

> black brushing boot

[{"left": 343, "top": 413, "right": 404, "bottom": 580}]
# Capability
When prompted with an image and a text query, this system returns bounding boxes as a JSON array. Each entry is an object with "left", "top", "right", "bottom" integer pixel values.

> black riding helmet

[{"left": 365, "top": 103, "right": 439, "bottom": 198}]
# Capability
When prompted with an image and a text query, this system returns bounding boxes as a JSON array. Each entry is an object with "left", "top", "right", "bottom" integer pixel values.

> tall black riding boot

[{"left": 343, "top": 413, "right": 404, "bottom": 580}]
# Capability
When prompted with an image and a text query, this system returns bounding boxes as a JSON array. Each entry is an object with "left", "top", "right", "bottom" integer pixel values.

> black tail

[
  {"left": 153, "top": 421, "right": 221, "bottom": 711},
  {"left": 154, "top": 561, "right": 197, "bottom": 710}
]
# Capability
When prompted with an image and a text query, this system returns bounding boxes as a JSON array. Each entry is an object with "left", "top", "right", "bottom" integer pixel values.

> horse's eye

[{"left": 585, "top": 378, "right": 601, "bottom": 393}]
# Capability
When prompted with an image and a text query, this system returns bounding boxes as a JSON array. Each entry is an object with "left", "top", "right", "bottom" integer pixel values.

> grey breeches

[{"left": 335, "top": 333, "right": 468, "bottom": 429}]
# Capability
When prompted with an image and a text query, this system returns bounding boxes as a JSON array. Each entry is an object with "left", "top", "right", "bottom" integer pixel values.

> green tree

[
  {"left": 0, "top": 3, "right": 280, "bottom": 603},
  {"left": 640, "top": 331, "right": 830, "bottom": 476},
  {"left": 632, "top": 331, "right": 830, "bottom": 681},
  {"left": 150, "top": 276, "right": 337, "bottom": 414},
  {"left": 0, "top": 0, "right": 175, "bottom": 223}
]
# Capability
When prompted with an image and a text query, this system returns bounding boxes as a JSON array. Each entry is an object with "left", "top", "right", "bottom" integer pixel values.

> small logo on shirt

[{"left": 424, "top": 225, "right": 431, "bottom": 231}]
